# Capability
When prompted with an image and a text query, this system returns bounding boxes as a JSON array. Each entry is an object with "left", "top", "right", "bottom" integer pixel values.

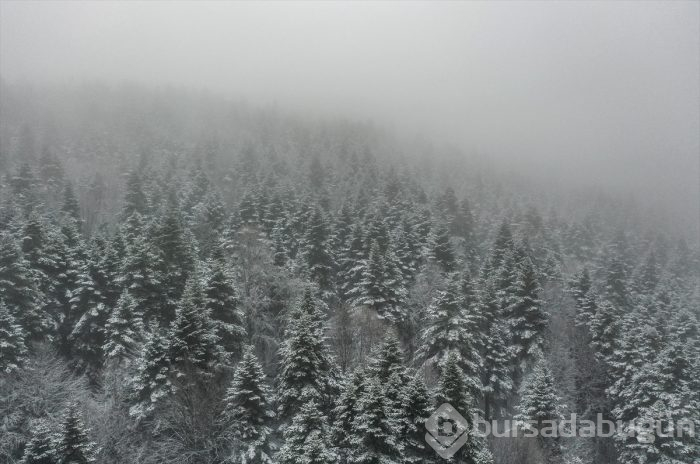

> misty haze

[{"left": 0, "top": 2, "right": 698, "bottom": 464}]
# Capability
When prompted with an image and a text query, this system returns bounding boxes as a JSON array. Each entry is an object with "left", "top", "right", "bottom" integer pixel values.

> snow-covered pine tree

[
  {"left": 348, "top": 375, "right": 403, "bottom": 464},
  {"left": 505, "top": 257, "right": 548, "bottom": 373},
  {"left": 277, "top": 395, "right": 337, "bottom": 464},
  {"left": 488, "top": 220, "right": 515, "bottom": 274},
  {"left": 88, "top": 233, "right": 122, "bottom": 310},
  {"left": 203, "top": 258, "right": 246, "bottom": 362},
  {"left": 0, "top": 233, "right": 44, "bottom": 339},
  {"left": 477, "top": 280, "right": 514, "bottom": 420},
  {"left": 383, "top": 370, "right": 408, "bottom": 432},
  {"left": 67, "top": 237, "right": 109, "bottom": 378},
  {"left": 604, "top": 253, "right": 629, "bottom": 311},
  {"left": 42, "top": 223, "right": 87, "bottom": 360},
  {"left": 430, "top": 222, "right": 456, "bottom": 273},
  {"left": 588, "top": 299, "right": 623, "bottom": 362},
  {"left": 330, "top": 204, "right": 354, "bottom": 259},
  {"left": 393, "top": 216, "right": 422, "bottom": 284},
  {"left": 277, "top": 289, "right": 338, "bottom": 422},
  {"left": 436, "top": 352, "right": 494, "bottom": 464},
  {"left": 339, "top": 223, "right": 367, "bottom": 302},
  {"left": 190, "top": 189, "right": 227, "bottom": 256},
  {"left": 514, "top": 357, "right": 564, "bottom": 461},
  {"left": 61, "top": 181, "right": 82, "bottom": 226},
  {"left": 418, "top": 273, "right": 482, "bottom": 397},
  {"left": 117, "top": 228, "right": 162, "bottom": 325},
  {"left": 154, "top": 205, "right": 196, "bottom": 319},
  {"left": 38, "top": 146, "right": 64, "bottom": 188},
  {"left": 452, "top": 197, "right": 475, "bottom": 246},
  {"left": 271, "top": 218, "right": 289, "bottom": 267},
  {"left": 332, "top": 366, "right": 367, "bottom": 460},
  {"left": 368, "top": 332, "right": 408, "bottom": 383},
  {"left": 569, "top": 267, "right": 597, "bottom": 327},
  {"left": 54, "top": 405, "right": 97, "bottom": 464},
  {"left": 12, "top": 162, "right": 39, "bottom": 213},
  {"left": 400, "top": 372, "right": 436, "bottom": 464},
  {"left": 364, "top": 216, "right": 391, "bottom": 254},
  {"left": 481, "top": 319, "right": 514, "bottom": 420},
  {"left": 121, "top": 170, "right": 148, "bottom": 219},
  {"left": 354, "top": 240, "right": 407, "bottom": 323},
  {"left": 0, "top": 302, "right": 28, "bottom": 373},
  {"left": 103, "top": 291, "right": 142, "bottom": 366},
  {"left": 302, "top": 207, "right": 335, "bottom": 292},
  {"left": 221, "top": 346, "right": 275, "bottom": 464},
  {"left": 168, "top": 275, "right": 220, "bottom": 376},
  {"left": 20, "top": 419, "right": 56, "bottom": 464},
  {"left": 611, "top": 327, "right": 700, "bottom": 464},
  {"left": 129, "top": 323, "right": 172, "bottom": 420}
]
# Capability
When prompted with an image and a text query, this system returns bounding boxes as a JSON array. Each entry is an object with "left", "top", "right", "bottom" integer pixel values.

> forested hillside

[{"left": 1, "top": 83, "right": 698, "bottom": 464}]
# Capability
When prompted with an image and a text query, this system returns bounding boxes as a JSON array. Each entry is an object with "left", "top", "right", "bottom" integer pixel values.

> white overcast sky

[{"left": 1, "top": 1, "right": 698, "bottom": 219}]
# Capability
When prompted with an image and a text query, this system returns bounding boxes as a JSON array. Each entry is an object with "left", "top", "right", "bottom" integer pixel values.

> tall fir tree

[
  {"left": 430, "top": 223, "right": 457, "bottom": 273},
  {"left": 42, "top": 225, "right": 86, "bottom": 360},
  {"left": 54, "top": 406, "right": 97, "bottom": 464},
  {"left": 302, "top": 207, "right": 335, "bottom": 292},
  {"left": 339, "top": 224, "right": 367, "bottom": 302},
  {"left": 505, "top": 257, "right": 548, "bottom": 373},
  {"left": 348, "top": 375, "right": 403, "bottom": 464},
  {"left": 203, "top": 259, "right": 246, "bottom": 361},
  {"left": 514, "top": 357, "right": 564, "bottom": 462},
  {"left": 221, "top": 346, "right": 275, "bottom": 464},
  {"left": 418, "top": 273, "right": 482, "bottom": 397},
  {"left": 569, "top": 267, "right": 597, "bottom": 327},
  {"left": 277, "top": 396, "right": 338, "bottom": 464},
  {"left": 61, "top": 182, "right": 82, "bottom": 225},
  {"left": 103, "top": 291, "right": 142, "bottom": 365},
  {"left": 129, "top": 323, "right": 172, "bottom": 420},
  {"left": 436, "top": 352, "right": 494, "bottom": 464},
  {"left": 368, "top": 332, "right": 408, "bottom": 383},
  {"left": 0, "top": 302, "right": 28, "bottom": 373},
  {"left": 168, "top": 276, "right": 220, "bottom": 376},
  {"left": 122, "top": 170, "right": 148, "bottom": 219},
  {"left": 332, "top": 366, "right": 367, "bottom": 461},
  {"left": 353, "top": 240, "right": 407, "bottom": 323},
  {"left": 154, "top": 205, "right": 196, "bottom": 319},
  {"left": 0, "top": 233, "right": 44, "bottom": 339},
  {"left": 20, "top": 419, "right": 56, "bottom": 464},
  {"left": 400, "top": 373, "right": 436, "bottom": 464},
  {"left": 117, "top": 229, "right": 163, "bottom": 325},
  {"left": 277, "top": 289, "right": 338, "bottom": 422}
]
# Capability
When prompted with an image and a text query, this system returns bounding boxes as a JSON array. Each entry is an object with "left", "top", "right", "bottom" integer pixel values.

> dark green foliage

[
  {"left": 277, "top": 396, "right": 337, "bottom": 464},
  {"left": 54, "top": 406, "right": 97, "bottom": 463},
  {"left": 514, "top": 358, "right": 563, "bottom": 461},
  {"left": 61, "top": 182, "right": 81, "bottom": 225},
  {"left": 277, "top": 289, "right": 338, "bottom": 421},
  {"left": 437, "top": 352, "right": 494, "bottom": 464},
  {"left": 221, "top": 346, "right": 275, "bottom": 463},
  {"left": 0, "top": 233, "right": 44, "bottom": 339},
  {"left": 419, "top": 274, "right": 482, "bottom": 397},
  {"left": 203, "top": 259, "right": 246, "bottom": 361},
  {"left": 0, "top": 302, "right": 28, "bottom": 373},
  {"left": 122, "top": 170, "right": 148, "bottom": 218},
  {"left": 302, "top": 207, "right": 335, "bottom": 292},
  {"left": 168, "top": 276, "right": 220, "bottom": 375},
  {"left": 129, "top": 323, "right": 172, "bottom": 420},
  {"left": 430, "top": 223, "right": 456, "bottom": 273},
  {"left": 103, "top": 291, "right": 142, "bottom": 365},
  {"left": 506, "top": 257, "right": 548, "bottom": 370},
  {"left": 20, "top": 420, "right": 56, "bottom": 464},
  {"left": 348, "top": 376, "right": 402, "bottom": 464}
]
